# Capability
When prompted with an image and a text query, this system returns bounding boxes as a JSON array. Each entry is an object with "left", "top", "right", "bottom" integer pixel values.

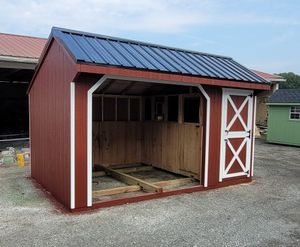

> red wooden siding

[
  {"left": 204, "top": 86, "right": 223, "bottom": 187},
  {"left": 74, "top": 74, "right": 101, "bottom": 208},
  {"left": 29, "top": 39, "right": 77, "bottom": 208}
]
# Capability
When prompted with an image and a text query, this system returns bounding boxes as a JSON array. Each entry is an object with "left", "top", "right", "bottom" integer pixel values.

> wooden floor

[{"left": 92, "top": 164, "right": 199, "bottom": 202}]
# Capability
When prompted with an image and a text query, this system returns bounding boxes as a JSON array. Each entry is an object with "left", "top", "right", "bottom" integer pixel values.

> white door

[{"left": 219, "top": 88, "right": 253, "bottom": 181}]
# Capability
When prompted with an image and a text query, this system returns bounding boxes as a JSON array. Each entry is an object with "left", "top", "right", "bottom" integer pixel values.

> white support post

[
  {"left": 251, "top": 96, "right": 257, "bottom": 177},
  {"left": 197, "top": 85, "right": 210, "bottom": 188},
  {"left": 87, "top": 75, "right": 108, "bottom": 207}
]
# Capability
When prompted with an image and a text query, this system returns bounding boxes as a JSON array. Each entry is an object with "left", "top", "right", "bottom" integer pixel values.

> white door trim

[
  {"left": 219, "top": 88, "right": 253, "bottom": 182},
  {"left": 87, "top": 75, "right": 211, "bottom": 207},
  {"left": 251, "top": 96, "right": 257, "bottom": 177}
]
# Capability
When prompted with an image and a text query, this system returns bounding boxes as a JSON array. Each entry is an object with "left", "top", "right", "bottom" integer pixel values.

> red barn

[{"left": 28, "top": 27, "right": 270, "bottom": 211}]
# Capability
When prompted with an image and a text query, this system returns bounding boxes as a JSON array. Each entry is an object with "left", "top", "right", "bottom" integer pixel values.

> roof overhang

[
  {"left": 0, "top": 55, "right": 38, "bottom": 70},
  {"left": 77, "top": 63, "right": 271, "bottom": 91}
]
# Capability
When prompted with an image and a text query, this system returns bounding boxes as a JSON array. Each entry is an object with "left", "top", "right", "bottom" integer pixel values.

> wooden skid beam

[
  {"left": 93, "top": 165, "right": 153, "bottom": 178},
  {"left": 92, "top": 178, "right": 195, "bottom": 198},
  {"left": 93, "top": 185, "right": 140, "bottom": 197},
  {"left": 98, "top": 165, "right": 162, "bottom": 193}
]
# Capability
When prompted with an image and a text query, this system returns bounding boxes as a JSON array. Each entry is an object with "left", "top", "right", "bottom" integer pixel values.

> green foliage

[{"left": 278, "top": 72, "right": 300, "bottom": 89}]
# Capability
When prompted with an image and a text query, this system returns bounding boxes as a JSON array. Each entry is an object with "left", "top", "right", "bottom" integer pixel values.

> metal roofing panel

[
  {"left": 88, "top": 38, "right": 120, "bottom": 65},
  {"left": 51, "top": 27, "right": 269, "bottom": 84},
  {"left": 179, "top": 51, "right": 217, "bottom": 77},
  {"left": 120, "top": 43, "right": 158, "bottom": 70},
  {"left": 167, "top": 50, "right": 201, "bottom": 75},
  {"left": 110, "top": 41, "right": 146, "bottom": 69},
  {"left": 192, "top": 54, "right": 223, "bottom": 78},
  {"left": 130, "top": 44, "right": 169, "bottom": 71},
  {"left": 160, "top": 49, "right": 196, "bottom": 74},
  {"left": 0, "top": 33, "right": 46, "bottom": 59}
]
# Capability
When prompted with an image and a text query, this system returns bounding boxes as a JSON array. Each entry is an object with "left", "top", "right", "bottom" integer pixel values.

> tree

[{"left": 277, "top": 72, "right": 300, "bottom": 89}]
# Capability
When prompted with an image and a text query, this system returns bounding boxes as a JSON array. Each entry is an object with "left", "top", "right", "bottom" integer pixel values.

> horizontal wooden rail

[
  {"left": 93, "top": 165, "right": 153, "bottom": 178},
  {"left": 98, "top": 165, "right": 162, "bottom": 193}
]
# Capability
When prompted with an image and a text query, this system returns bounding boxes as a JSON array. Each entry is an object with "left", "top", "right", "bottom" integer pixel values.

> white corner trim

[
  {"left": 87, "top": 75, "right": 108, "bottom": 207},
  {"left": 251, "top": 96, "right": 257, "bottom": 177},
  {"left": 70, "top": 82, "right": 75, "bottom": 209},
  {"left": 197, "top": 85, "right": 210, "bottom": 188}
]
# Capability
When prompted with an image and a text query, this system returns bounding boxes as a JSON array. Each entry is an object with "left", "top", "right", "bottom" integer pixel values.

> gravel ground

[{"left": 0, "top": 139, "right": 299, "bottom": 247}]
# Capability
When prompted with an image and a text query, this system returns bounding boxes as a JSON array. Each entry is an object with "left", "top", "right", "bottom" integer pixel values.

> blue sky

[{"left": 1, "top": 0, "right": 299, "bottom": 74}]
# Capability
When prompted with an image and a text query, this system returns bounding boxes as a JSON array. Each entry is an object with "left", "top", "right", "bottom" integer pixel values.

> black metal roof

[
  {"left": 51, "top": 27, "right": 269, "bottom": 84},
  {"left": 268, "top": 89, "right": 300, "bottom": 104}
]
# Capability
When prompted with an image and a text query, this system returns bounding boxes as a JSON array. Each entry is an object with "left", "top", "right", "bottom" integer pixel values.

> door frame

[
  {"left": 219, "top": 88, "right": 254, "bottom": 182},
  {"left": 86, "top": 75, "right": 211, "bottom": 207}
]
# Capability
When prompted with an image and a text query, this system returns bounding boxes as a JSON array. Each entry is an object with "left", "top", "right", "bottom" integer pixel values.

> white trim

[
  {"left": 197, "top": 85, "right": 210, "bottom": 187},
  {"left": 223, "top": 172, "right": 247, "bottom": 179},
  {"left": 223, "top": 88, "right": 253, "bottom": 96},
  {"left": 87, "top": 75, "right": 109, "bottom": 207},
  {"left": 227, "top": 131, "right": 250, "bottom": 138},
  {"left": 219, "top": 88, "right": 227, "bottom": 182},
  {"left": 246, "top": 92, "right": 253, "bottom": 178},
  {"left": 289, "top": 106, "right": 300, "bottom": 121},
  {"left": 251, "top": 96, "right": 257, "bottom": 177},
  {"left": 70, "top": 82, "right": 75, "bottom": 209}
]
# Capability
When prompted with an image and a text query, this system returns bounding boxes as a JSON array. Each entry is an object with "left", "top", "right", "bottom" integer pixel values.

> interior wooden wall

[
  {"left": 93, "top": 121, "right": 142, "bottom": 165},
  {"left": 142, "top": 122, "right": 203, "bottom": 179},
  {"left": 93, "top": 121, "right": 203, "bottom": 179}
]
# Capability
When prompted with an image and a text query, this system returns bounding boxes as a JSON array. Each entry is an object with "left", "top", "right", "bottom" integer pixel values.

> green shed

[{"left": 267, "top": 89, "right": 300, "bottom": 146}]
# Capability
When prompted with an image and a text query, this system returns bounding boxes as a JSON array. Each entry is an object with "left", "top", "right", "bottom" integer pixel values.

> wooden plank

[
  {"left": 93, "top": 185, "right": 140, "bottom": 197},
  {"left": 99, "top": 165, "right": 162, "bottom": 193},
  {"left": 153, "top": 178, "right": 194, "bottom": 188},
  {"left": 93, "top": 171, "right": 106, "bottom": 177},
  {"left": 93, "top": 165, "right": 153, "bottom": 178}
]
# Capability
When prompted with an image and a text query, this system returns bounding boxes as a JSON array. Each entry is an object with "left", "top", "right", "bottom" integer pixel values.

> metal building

[{"left": 0, "top": 33, "right": 46, "bottom": 141}]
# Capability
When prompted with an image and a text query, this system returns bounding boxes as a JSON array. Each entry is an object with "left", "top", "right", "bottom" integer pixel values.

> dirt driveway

[{"left": 0, "top": 139, "right": 299, "bottom": 247}]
